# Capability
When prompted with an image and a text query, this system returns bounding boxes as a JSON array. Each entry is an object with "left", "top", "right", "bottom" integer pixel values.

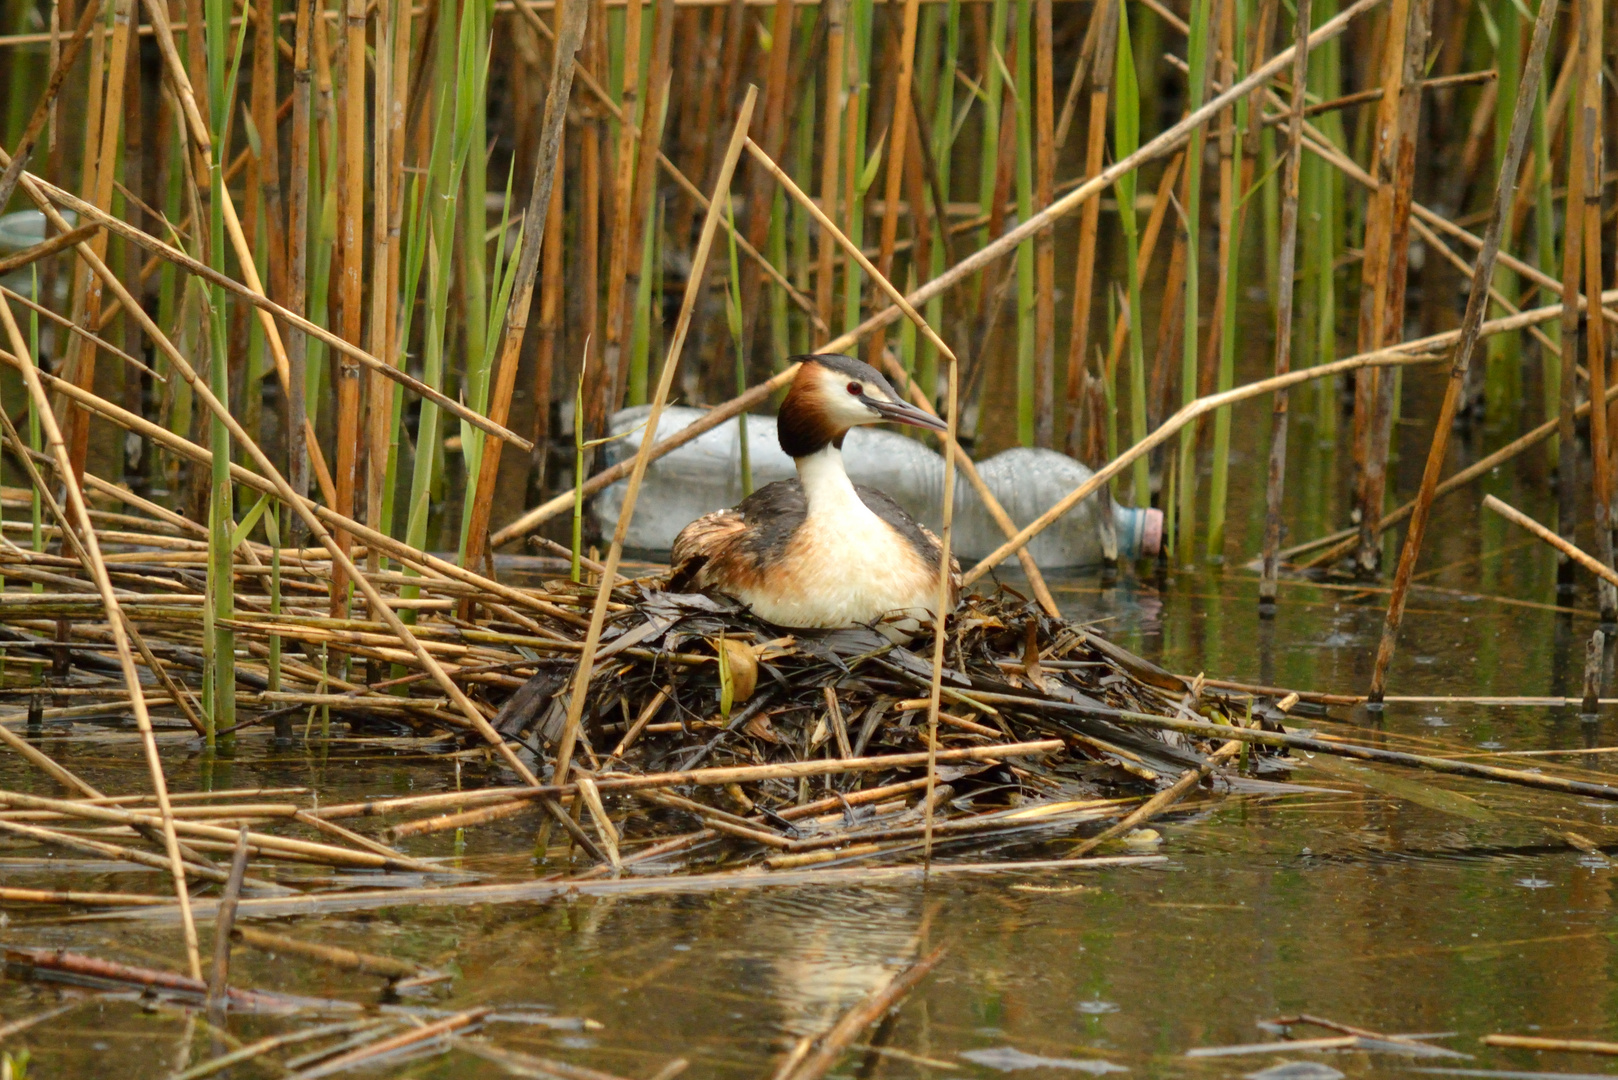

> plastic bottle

[
  {"left": 596, "top": 405, "right": 1163, "bottom": 568},
  {"left": 0, "top": 210, "right": 77, "bottom": 302}
]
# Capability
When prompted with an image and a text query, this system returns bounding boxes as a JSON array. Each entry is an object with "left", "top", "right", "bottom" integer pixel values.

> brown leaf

[
  {"left": 744, "top": 713, "right": 779, "bottom": 743},
  {"left": 1023, "top": 622, "right": 1048, "bottom": 693},
  {"left": 717, "top": 637, "right": 759, "bottom": 703}
]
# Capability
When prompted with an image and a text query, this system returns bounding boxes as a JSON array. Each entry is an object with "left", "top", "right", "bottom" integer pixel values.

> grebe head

[{"left": 778, "top": 353, "right": 947, "bottom": 458}]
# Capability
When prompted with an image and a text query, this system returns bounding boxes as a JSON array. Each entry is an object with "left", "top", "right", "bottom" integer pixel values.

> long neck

[{"left": 795, "top": 444, "right": 864, "bottom": 516}]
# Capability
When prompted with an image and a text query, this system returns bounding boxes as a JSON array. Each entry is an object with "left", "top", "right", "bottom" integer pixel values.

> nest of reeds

[
  {"left": 0, "top": 518, "right": 1278, "bottom": 869},
  {"left": 489, "top": 574, "right": 1267, "bottom": 800}
]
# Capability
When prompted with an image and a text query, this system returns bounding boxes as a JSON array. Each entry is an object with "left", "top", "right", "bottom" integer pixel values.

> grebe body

[{"left": 670, "top": 354, "right": 959, "bottom": 636}]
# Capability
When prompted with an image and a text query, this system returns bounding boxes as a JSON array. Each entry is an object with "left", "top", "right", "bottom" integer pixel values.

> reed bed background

[{"left": 0, "top": 0, "right": 1612, "bottom": 730}]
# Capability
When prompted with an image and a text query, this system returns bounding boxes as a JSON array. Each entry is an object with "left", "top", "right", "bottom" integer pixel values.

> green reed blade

[
  {"left": 1207, "top": 0, "right": 1252, "bottom": 562},
  {"left": 842, "top": 0, "right": 876, "bottom": 335},
  {"left": 405, "top": 4, "right": 481, "bottom": 603},
  {"left": 382, "top": 174, "right": 430, "bottom": 546},
  {"left": 1532, "top": 39, "right": 1557, "bottom": 462},
  {"left": 460, "top": 0, "right": 492, "bottom": 480},
  {"left": 1484, "top": 0, "right": 1521, "bottom": 419},
  {"left": 920, "top": 0, "right": 959, "bottom": 404},
  {"left": 977, "top": 0, "right": 1009, "bottom": 251},
  {"left": 1260, "top": 123, "right": 1279, "bottom": 315},
  {"left": 1176, "top": 0, "right": 1213, "bottom": 565},
  {"left": 1013, "top": 0, "right": 1035, "bottom": 445},
  {"left": 203, "top": 0, "right": 250, "bottom": 744},
  {"left": 628, "top": 93, "right": 670, "bottom": 405},
  {"left": 460, "top": 165, "right": 524, "bottom": 558},
  {"left": 724, "top": 194, "right": 753, "bottom": 497},
  {"left": 1115, "top": 0, "right": 1149, "bottom": 509}
]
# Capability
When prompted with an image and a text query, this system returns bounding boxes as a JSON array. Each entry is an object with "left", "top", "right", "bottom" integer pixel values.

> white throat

[{"left": 794, "top": 443, "right": 868, "bottom": 518}]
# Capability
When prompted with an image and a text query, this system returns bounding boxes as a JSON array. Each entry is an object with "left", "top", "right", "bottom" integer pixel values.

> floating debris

[
  {"left": 960, "top": 1047, "right": 1129, "bottom": 1073},
  {"left": 1245, "top": 1064, "right": 1347, "bottom": 1080}
]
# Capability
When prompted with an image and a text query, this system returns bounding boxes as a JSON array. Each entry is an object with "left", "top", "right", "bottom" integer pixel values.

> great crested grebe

[{"left": 669, "top": 353, "right": 960, "bottom": 636}]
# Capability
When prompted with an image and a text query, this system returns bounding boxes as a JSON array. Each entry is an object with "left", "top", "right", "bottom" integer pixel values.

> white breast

[{"left": 731, "top": 446, "right": 941, "bottom": 636}]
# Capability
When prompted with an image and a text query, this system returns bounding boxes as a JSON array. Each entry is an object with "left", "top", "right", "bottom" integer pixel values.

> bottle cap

[{"left": 1140, "top": 507, "right": 1164, "bottom": 557}]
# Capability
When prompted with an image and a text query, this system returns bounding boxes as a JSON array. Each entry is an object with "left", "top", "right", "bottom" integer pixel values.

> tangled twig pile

[{"left": 0, "top": 518, "right": 1264, "bottom": 873}]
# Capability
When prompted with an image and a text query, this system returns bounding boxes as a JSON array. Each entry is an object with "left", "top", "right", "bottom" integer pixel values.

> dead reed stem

[
  {"left": 599, "top": 0, "right": 645, "bottom": 411},
  {"left": 1067, "top": 739, "right": 1240, "bottom": 858},
  {"left": 1575, "top": 0, "right": 1609, "bottom": 613},
  {"left": 1366, "top": 0, "right": 1556, "bottom": 702},
  {"left": 1350, "top": 0, "right": 1431, "bottom": 575},
  {"left": 460, "top": 0, "right": 587, "bottom": 583},
  {"left": 0, "top": 271, "right": 202, "bottom": 980},
  {"left": 205, "top": 828, "right": 250, "bottom": 1015},
  {"left": 823, "top": 0, "right": 1385, "bottom": 355},
  {"left": 1062, "top": 0, "right": 1115, "bottom": 457},
  {"left": 138, "top": 0, "right": 340, "bottom": 504},
  {"left": 1258, "top": 0, "right": 1310, "bottom": 607},
  {"left": 868, "top": 0, "right": 923, "bottom": 368},
  {"left": 1484, "top": 495, "right": 1618, "bottom": 589},
  {"left": 552, "top": 88, "right": 758, "bottom": 791},
  {"left": 30, "top": 168, "right": 531, "bottom": 453},
  {"left": 816, "top": 0, "right": 846, "bottom": 331},
  {"left": 1, "top": 153, "right": 554, "bottom": 801},
  {"left": 604, "top": 0, "right": 674, "bottom": 418}
]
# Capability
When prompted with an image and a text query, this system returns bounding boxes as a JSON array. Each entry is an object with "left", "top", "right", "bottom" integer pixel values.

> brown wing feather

[
  {"left": 668, "top": 508, "right": 749, "bottom": 592},
  {"left": 669, "top": 480, "right": 812, "bottom": 595},
  {"left": 914, "top": 521, "right": 963, "bottom": 611}
]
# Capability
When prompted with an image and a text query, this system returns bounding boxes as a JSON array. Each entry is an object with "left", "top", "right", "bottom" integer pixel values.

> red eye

[{"left": 847, "top": 382, "right": 862, "bottom": 396}]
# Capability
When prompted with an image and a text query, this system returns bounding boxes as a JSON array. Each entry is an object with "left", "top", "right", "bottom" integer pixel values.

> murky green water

[
  {"left": 5, "top": 323, "right": 1618, "bottom": 1076},
  {"left": 7, "top": 550, "right": 1618, "bottom": 1076}
]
